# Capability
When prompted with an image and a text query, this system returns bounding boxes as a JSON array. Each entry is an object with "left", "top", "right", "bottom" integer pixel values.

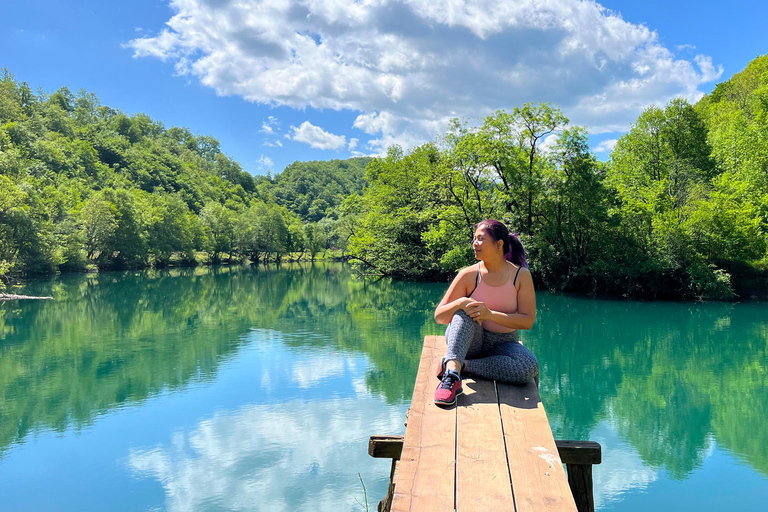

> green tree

[
  {"left": 303, "top": 223, "right": 327, "bottom": 261},
  {"left": 348, "top": 144, "right": 446, "bottom": 276},
  {"left": 606, "top": 98, "right": 740, "bottom": 298},
  {"left": 200, "top": 202, "right": 235, "bottom": 262},
  {"left": 78, "top": 193, "right": 117, "bottom": 259},
  {"left": 533, "top": 127, "right": 613, "bottom": 291}
]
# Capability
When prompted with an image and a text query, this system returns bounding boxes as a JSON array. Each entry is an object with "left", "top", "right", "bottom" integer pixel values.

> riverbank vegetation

[
  {"left": 346, "top": 55, "right": 768, "bottom": 300},
  {"left": 2, "top": 55, "right": 767, "bottom": 299},
  {"left": 0, "top": 67, "right": 369, "bottom": 290}
]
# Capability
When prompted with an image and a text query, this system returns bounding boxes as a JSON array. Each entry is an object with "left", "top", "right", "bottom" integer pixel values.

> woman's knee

[
  {"left": 450, "top": 309, "right": 473, "bottom": 324},
  {"left": 445, "top": 310, "right": 482, "bottom": 356},
  {"left": 447, "top": 310, "right": 479, "bottom": 335},
  {"left": 504, "top": 350, "right": 539, "bottom": 384},
  {"left": 522, "top": 353, "right": 540, "bottom": 381}
]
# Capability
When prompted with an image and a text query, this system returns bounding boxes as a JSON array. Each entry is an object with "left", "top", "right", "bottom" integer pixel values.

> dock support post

[
  {"left": 369, "top": 435, "right": 404, "bottom": 512},
  {"left": 555, "top": 440, "right": 601, "bottom": 512},
  {"left": 565, "top": 463, "right": 594, "bottom": 512}
]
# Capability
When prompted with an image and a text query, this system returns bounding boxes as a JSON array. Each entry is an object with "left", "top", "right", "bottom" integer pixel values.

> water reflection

[
  {"left": 1, "top": 264, "right": 768, "bottom": 511},
  {"left": 589, "top": 422, "right": 659, "bottom": 508},
  {"left": 129, "top": 396, "right": 401, "bottom": 512},
  {"left": 128, "top": 331, "right": 404, "bottom": 512},
  {"left": 0, "top": 264, "right": 441, "bottom": 458},
  {"left": 531, "top": 294, "right": 768, "bottom": 480}
]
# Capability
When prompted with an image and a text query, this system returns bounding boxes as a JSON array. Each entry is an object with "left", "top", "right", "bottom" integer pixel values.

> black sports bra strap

[
  {"left": 467, "top": 267, "right": 480, "bottom": 297},
  {"left": 513, "top": 266, "right": 522, "bottom": 287}
]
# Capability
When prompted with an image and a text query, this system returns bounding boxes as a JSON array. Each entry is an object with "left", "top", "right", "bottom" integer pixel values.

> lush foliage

[
  {"left": 3, "top": 55, "right": 767, "bottom": 299},
  {"left": 257, "top": 157, "right": 370, "bottom": 222},
  {"left": 0, "top": 71, "right": 369, "bottom": 283},
  {"left": 347, "top": 56, "right": 768, "bottom": 299}
]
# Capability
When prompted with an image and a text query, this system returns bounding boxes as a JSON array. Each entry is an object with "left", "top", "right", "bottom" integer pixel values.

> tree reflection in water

[{"left": 1, "top": 263, "right": 768, "bottom": 492}]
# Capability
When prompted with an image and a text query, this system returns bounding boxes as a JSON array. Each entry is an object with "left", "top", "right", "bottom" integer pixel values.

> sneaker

[{"left": 434, "top": 370, "right": 463, "bottom": 406}]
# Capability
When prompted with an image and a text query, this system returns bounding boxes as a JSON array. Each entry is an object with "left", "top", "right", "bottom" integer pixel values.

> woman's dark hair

[{"left": 475, "top": 219, "right": 528, "bottom": 268}]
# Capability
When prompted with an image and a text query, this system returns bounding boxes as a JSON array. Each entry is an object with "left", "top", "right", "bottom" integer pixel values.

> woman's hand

[
  {"left": 434, "top": 266, "right": 481, "bottom": 325},
  {"left": 465, "top": 301, "right": 492, "bottom": 323},
  {"left": 456, "top": 297, "right": 474, "bottom": 313}
]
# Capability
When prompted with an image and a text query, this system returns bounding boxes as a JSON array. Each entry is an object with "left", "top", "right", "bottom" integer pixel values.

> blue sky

[{"left": 1, "top": 0, "right": 765, "bottom": 175}]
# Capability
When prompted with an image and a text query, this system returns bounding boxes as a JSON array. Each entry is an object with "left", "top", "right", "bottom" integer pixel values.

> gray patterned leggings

[{"left": 444, "top": 310, "right": 539, "bottom": 384}]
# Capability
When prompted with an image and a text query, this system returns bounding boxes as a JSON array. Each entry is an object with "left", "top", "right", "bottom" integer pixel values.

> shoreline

[{"left": 5, "top": 261, "right": 768, "bottom": 303}]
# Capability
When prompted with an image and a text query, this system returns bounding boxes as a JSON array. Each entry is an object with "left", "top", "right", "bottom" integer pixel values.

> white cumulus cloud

[
  {"left": 594, "top": 138, "right": 618, "bottom": 153},
  {"left": 290, "top": 121, "right": 347, "bottom": 150},
  {"left": 257, "top": 154, "right": 274, "bottom": 170},
  {"left": 127, "top": 0, "right": 724, "bottom": 150},
  {"left": 260, "top": 115, "right": 279, "bottom": 134}
]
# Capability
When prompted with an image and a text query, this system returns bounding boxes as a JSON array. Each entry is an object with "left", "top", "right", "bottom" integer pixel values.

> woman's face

[{"left": 472, "top": 228, "right": 502, "bottom": 259}]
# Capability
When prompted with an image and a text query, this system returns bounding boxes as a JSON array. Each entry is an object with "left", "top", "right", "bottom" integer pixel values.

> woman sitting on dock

[{"left": 433, "top": 219, "right": 539, "bottom": 406}]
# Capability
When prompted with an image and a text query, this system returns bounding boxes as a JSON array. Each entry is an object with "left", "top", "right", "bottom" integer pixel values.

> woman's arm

[
  {"left": 466, "top": 268, "right": 536, "bottom": 330},
  {"left": 434, "top": 266, "right": 478, "bottom": 325}
]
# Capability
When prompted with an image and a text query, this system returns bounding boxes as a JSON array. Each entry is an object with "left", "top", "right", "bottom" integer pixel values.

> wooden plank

[
  {"left": 369, "top": 435, "right": 405, "bottom": 460},
  {"left": 368, "top": 437, "right": 602, "bottom": 466},
  {"left": 391, "top": 335, "right": 456, "bottom": 512},
  {"left": 555, "top": 441, "right": 602, "bottom": 466},
  {"left": 497, "top": 380, "right": 577, "bottom": 512},
  {"left": 455, "top": 377, "right": 515, "bottom": 512}
]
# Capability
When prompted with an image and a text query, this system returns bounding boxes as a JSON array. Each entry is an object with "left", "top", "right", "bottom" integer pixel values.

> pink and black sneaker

[{"left": 434, "top": 369, "right": 462, "bottom": 406}]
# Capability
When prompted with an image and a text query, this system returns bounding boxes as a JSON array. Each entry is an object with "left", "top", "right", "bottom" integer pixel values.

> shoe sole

[{"left": 434, "top": 387, "right": 464, "bottom": 407}]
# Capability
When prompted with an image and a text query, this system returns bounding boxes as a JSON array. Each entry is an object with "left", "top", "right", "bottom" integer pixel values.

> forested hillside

[
  {"left": 3, "top": 55, "right": 767, "bottom": 300},
  {"left": 0, "top": 70, "right": 367, "bottom": 286},
  {"left": 346, "top": 55, "right": 768, "bottom": 300},
  {"left": 258, "top": 158, "right": 370, "bottom": 222}
]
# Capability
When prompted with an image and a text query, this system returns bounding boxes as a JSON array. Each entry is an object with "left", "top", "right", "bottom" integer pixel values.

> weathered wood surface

[
  {"left": 391, "top": 335, "right": 455, "bottom": 512},
  {"left": 555, "top": 441, "right": 601, "bottom": 465},
  {"left": 390, "top": 335, "right": 578, "bottom": 512},
  {"left": 369, "top": 436, "right": 602, "bottom": 467},
  {"left": 370, "top": 437, "right": 601, "bottom": 512},
  {"left": 369, "top": 435, "right": 405, "bottom": 460},
  {"left": 497, "top": 380, "right": 575, "bottom": 511},
  {"left": 456, "top": 377, "right": 514, "bottom": 511},
  {"left": 566, "top": 464, "right": 594, "bottom": 512}
]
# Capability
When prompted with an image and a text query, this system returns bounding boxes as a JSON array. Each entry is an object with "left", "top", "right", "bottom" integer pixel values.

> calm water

[{"left": 1, "top": 264, "right": 767, "bottom": 511}]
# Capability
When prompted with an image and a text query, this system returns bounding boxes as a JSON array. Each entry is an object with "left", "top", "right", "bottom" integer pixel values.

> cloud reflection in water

[
  {"left": 590, "top": 422, "right": 659, "bottom": 509},
  {"left": 130, "top": 394, "right": 403, "bottom": 511}
]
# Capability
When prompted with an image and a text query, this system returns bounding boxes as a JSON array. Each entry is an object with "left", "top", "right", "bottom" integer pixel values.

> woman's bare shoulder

[
  {"left": 457, "top": 263, "right": 480, "bottom": 278},
  {"left": 512, "top": 265, "right": 532, "bottom": 287},
  {"left": 510, "top": 263, "right": 530, "bottom": 275},
  {"left": 448, "top": 264, "right": 479, "bottom": 289}
]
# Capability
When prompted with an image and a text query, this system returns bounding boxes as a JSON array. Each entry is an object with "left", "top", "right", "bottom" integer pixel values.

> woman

[{"left": 433, "top": 219, "right": 539, "bottom": 406}]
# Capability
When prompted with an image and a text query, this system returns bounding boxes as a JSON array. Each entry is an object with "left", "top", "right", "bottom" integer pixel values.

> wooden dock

[{"left": 370, "top": 335, "right": 601, "bottom": 512}]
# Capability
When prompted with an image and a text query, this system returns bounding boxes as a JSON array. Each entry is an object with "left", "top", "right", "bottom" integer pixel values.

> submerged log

[{"left": 0, "top": 293, "right": 54, "bottom": 301}]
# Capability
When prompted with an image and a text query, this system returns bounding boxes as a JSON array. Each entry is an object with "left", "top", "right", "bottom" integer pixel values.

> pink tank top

[{"left": 470, "top": 264, "right": 519, "bottom": 333}]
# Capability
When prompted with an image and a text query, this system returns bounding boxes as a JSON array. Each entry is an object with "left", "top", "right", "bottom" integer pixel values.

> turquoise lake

[{"left": 1, "top": 263, "right": 767, "bottom": 511}]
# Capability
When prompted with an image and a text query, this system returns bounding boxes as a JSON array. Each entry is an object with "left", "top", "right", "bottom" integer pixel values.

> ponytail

[{"left": 505, "top": 232, "right": 528, "bottom": 269}]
